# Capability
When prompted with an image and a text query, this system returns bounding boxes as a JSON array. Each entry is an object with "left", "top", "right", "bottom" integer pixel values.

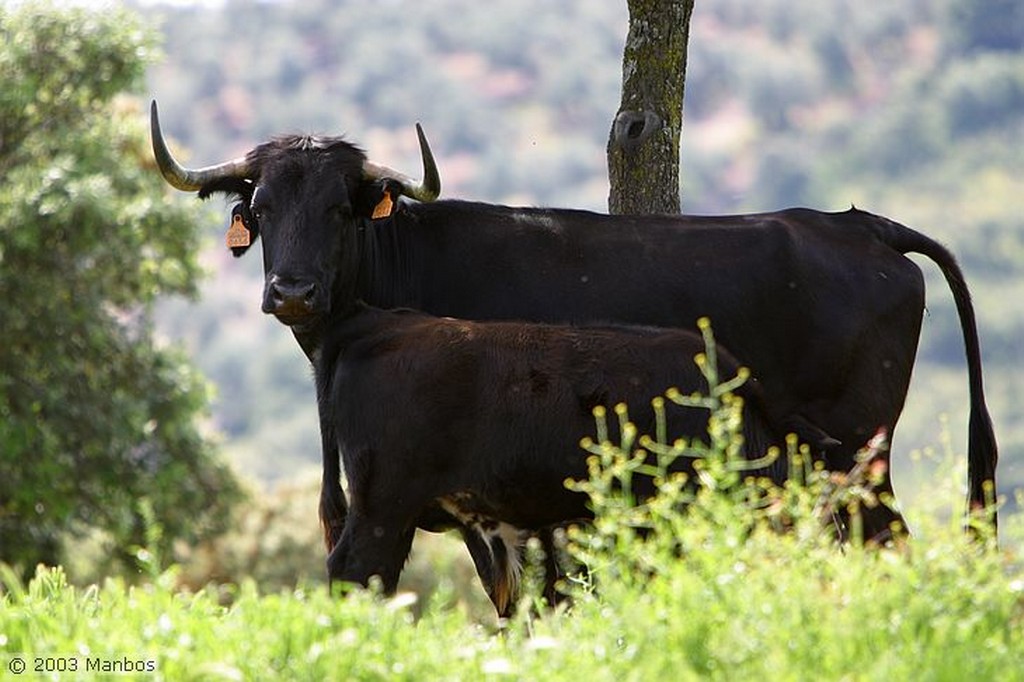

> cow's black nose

[
  {"left": 263, "top": 276, "right": 319, "bottom": 322},
  {"left": 271, "top": 279, "right": 316, "bottom": 305}
]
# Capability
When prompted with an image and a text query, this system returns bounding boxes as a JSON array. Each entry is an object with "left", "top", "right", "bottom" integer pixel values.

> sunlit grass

[
  {"left": 3, "top": 340, "right": 1021, "bottom": 680},
  {"left": 3, "top": 498, "right": 1021, "bottom": 680}
]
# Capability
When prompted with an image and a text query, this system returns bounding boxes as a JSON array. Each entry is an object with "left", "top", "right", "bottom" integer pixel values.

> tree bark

[{"left": 607, "top": 0, "right": 694, "bottom": 215}]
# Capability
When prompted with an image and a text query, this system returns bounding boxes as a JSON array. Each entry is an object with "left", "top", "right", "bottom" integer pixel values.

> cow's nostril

[{"left": 266, "top": 278, "right": 318, "bottom": 317}]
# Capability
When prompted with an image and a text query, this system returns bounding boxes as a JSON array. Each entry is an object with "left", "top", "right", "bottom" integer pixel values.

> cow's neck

[
  {"left": 355, "top": 214, "right": 424, "bottom": 310},
  {"left": 316, "top": 303, "right": 416, "bottom": 371},
  {"left": 293, "top": 301, "right": 363, "bottom": 370},
  {"left": 291, "top": 321, "right": 325, "bottom": 366}
]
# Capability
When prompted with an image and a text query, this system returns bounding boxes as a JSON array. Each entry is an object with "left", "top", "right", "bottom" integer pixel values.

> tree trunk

[{"left": 607, "top": 0, "right": 695, "bottom": 215}]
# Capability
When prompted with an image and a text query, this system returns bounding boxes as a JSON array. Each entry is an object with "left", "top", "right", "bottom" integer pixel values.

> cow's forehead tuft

[{"left": 245, "top": 137, "right": 366, "bottom": 195}]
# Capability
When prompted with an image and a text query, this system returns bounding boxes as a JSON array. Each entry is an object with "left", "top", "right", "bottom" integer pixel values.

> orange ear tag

[
  {"left": 371, "top": 190, "right": 394, "bottom": 220},
  {"left": 225, "top": 213, "right": 251, "bottom": 248}
]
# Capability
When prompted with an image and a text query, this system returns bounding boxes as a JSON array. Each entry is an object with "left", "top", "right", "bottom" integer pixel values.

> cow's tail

[{"left": 868, "top": 210, "right": 998, "bottom": 531}]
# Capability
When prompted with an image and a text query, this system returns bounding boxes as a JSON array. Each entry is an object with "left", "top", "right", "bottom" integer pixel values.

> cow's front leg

[
  {"left": 315, "top": 377, "right": 348, "bottom": 552},
  {"left": 326, "top": 510, "right": 416, "bottom": 595}
]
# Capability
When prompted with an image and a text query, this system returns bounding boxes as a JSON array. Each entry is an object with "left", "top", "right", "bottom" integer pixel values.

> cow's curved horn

[
  {"left": 362, "top": 123, "right": 441, "bottom": 202},
  {"left": 150, "top": 100, "right": 252, "bottom": 191}
]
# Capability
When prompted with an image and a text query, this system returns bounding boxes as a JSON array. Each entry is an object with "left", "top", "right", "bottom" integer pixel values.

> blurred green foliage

[{"left": 0, "top": 3, "right": 241, "bottom": 577}]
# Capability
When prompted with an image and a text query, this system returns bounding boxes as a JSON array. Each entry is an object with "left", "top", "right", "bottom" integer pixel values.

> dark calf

[{"left": 319, "top": 305, "right": 818, "bottom": 614}]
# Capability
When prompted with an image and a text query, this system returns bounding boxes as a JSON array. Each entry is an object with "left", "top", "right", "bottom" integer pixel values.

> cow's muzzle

[{"left": 262, "top": 276, "right": 323, "bottom": 325}]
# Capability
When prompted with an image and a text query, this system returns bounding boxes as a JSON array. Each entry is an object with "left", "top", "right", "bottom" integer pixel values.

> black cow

[
  {"left": 317, "top": 302, "right": 802, "bottom": 612},
  {"left": 149, "top": 101, "right": 998, "bottom": 546}
]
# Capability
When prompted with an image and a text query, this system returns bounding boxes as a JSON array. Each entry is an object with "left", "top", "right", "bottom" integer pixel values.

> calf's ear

[{"left": 226, "top": 202, "right": 259, "bottom": 257}]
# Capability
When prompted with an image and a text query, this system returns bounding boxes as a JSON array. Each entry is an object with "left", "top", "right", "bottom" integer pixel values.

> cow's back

[{"left": 396, "top": 203, "right": 928, "bottom": 490}]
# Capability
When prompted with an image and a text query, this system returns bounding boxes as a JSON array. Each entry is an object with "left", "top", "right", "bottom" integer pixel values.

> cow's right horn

[
  {"left": 362, "top": 123, "right": 441, "bottom": 202},
  {"left": 150, "top": 100, "right": 252, "bottom": 192}
]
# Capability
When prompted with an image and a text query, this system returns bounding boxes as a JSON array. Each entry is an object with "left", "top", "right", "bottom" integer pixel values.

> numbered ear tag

[
  {"left": 371, "top": 189, "right": 394, "bottom": 220},
  {"left": 225, "top": 213, "right": 251, "bottom": 248}
]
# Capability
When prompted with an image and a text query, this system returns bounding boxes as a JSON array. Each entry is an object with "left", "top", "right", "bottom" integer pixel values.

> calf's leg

[{"left": 326, "top": 510, "right": 415, "bottom": 595}]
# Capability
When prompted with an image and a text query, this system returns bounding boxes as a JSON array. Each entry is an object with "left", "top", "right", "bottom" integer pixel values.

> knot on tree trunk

[{"left": 611, "top": 109, "right": 662, "bottom": 154}]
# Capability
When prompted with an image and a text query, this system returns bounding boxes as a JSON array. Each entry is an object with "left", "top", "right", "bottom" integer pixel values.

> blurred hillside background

[{"left": 132, "top": 0, "right": 1020, "bottom": 573}]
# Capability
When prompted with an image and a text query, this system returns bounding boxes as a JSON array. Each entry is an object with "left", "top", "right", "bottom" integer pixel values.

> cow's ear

[
  {"left": 226, "top": 202, "right": 259, "bottom": 257},
  {"left": 355, "top": 179, "right": 403, "bottom": 220}
]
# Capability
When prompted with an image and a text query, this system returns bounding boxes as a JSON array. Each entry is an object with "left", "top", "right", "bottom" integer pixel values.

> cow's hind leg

[
  {"left": 473, "top": 526, "right": 574, "bottom": 616},
  {"left": 456, "top": 520, "right": 527, "bottom": 619},
  {"left": 460, "top": 527, "right": 506, "bottom": 616},
  {"left": 487, "top": 523, "right": 526, "bottom": 617},
  {"left": 815, "top": 308, "right": 922, "bottom": 544}
]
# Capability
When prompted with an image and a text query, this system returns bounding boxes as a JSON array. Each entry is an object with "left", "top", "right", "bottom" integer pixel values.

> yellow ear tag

[
  {"left": 371, "top": 190, "right": 394, "bottom": 220},
  {"left": 225, "top": 213, "right": 251, "bottom": 248}
]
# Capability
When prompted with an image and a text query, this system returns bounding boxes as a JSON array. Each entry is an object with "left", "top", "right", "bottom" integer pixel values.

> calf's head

[{"left": 149, "top": 100, "right": 440, "bottom": 327}]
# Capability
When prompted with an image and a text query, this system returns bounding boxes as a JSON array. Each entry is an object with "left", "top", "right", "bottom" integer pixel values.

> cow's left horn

[
  {"left": 150, "top": 100, "right": 252, "bottom": 191},
  {"left": 362, "top": 123, "right": 441, "bottom": 202}
]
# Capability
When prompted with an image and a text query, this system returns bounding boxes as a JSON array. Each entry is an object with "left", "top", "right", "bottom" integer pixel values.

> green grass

[
  {"left": 2, "top": 514, "right": 1022, "bottom": 681},
  {"left": 4, "top": 354, "right": 1022, "bottom": 681},
  {"left": 4, "top": 438, "right": 1023, "bottom": 682}
]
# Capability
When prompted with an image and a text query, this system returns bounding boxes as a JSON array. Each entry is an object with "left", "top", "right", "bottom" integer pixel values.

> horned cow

[{"left": 150, "top": 102, "right": 998, "bottom": 582}]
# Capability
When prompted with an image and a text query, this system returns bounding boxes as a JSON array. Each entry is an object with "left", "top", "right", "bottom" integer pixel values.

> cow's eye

[{"left": 329, "top": 204, "right": 352, "bottom": 221}]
